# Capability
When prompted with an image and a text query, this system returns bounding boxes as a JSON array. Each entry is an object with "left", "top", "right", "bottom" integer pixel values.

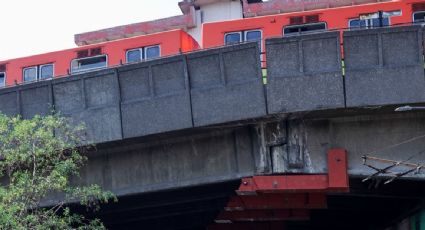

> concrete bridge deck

[{"left": 2, "top": 25, "right": 425, "bottom": 229}]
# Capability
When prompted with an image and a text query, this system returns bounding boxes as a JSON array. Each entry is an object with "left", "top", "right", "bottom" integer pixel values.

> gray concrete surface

[
  {"left": 71, "top": 126, "right": 258, "bottom": 197},
  {"left": 266, "top": 31, "right": 345, "bottom": 113},
  {"left": 344, "top": 25, "right": 425, "bottom": 107},
  {"left": 187, "top": 42, "right": 267, "bottom": 127},
  {"left": 118, "top": 55, "right": 193, "bottom": 138}
]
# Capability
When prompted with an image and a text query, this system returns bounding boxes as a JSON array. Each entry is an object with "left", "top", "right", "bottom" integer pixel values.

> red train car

[
  {"left": 1, "top": 0, "right": 425, "bottom": 89},
  {"left": 202, "top": 0, "right": 425, "bottom": 50},
  {"left": 0, "top": 29, "right": 199, "bottom": 87}
]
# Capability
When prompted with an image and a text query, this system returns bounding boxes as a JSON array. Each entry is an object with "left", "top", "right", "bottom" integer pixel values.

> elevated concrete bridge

[{"left": 2, "top": 25, "right": 425, "bottom": 229}]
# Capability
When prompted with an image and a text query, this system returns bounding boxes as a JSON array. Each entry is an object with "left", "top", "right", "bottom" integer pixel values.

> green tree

[{"left": 0, "top": 114, "right": 116, "bottom": 229}]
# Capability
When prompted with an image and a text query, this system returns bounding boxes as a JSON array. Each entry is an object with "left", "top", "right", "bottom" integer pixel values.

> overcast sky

[{"left": 0, "top": 0, "right": 181, "bottom": 60}]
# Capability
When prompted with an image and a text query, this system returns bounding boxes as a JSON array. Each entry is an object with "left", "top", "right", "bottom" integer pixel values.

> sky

[{"left": 0, "top": 0, "right": 181, "bottom": 60}]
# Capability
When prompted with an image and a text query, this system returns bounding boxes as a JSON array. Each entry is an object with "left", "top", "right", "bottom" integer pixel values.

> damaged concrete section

[{"left": 259, "top": 111, "right": 425, "bottom": 178}]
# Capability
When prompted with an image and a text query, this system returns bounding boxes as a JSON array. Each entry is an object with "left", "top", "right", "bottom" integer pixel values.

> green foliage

[{"left": 0, "top": 114, "right": 116, "bottom": 229}]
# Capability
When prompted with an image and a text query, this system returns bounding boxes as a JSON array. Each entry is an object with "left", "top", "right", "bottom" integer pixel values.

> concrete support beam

[{"left": 74, "top": 126, "right": 260, "bottom": 197}]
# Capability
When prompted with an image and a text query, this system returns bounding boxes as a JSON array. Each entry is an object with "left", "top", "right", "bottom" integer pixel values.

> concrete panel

[
  {"left": 80, "top": 69, "right": 121, "bottom": 143},
  {"left": 266, "top": 31, "right": 344, "bottom": 114},
  {"left": 118, "top": 55, "right": 192, "bottom": 138},
  {"left": 187, "top": 42, "right": 266, "bottom": 127},
  {"left": 53, "top": 69, "right": 122, "bottom": 143},
  {"left": 78, "top": 127, "right": 257, "bottom": 195},
  {"left": 84, "top": 70, "right": 119, "bottom": 107},
  {"left": 344, "top": 25, "right": 425, "bottom": 107},
  {"left": 53, "top": 80, "right": 83, "bottom": 114},
  {"left": 20, "top": 83, "right": 51, "bottom": 119},
  {"left": 73, "top": 107, "right": 122, "bottom": 144},
  {"left": 0, "top": 90, "right": 18, "bottom": 116}
]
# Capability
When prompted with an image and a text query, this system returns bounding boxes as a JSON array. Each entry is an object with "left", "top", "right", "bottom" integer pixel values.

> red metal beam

[
  {"left": 225, "top": 193, "right": 327, "bottom": 210},
  {"left": 216, "top": 209, "right": 309, "bottom": 222},
  {"left": 237, "top": 149, "right": 349, "bottom": 194},
  {"left": 328, "top": 148, "right": 349, "bottom": 192},
  {"left": 238, "top": 175, "right": 329, "bottom": 194},
  {"left": 209, "top": 149, "right": 349, "bottom": 229}
]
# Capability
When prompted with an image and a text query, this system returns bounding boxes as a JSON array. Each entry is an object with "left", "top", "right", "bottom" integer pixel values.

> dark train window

[
  {"left": 145, "top": 46, "right": 160, "bottom": 60},
  {"left": 40, "top": 64, "right": 54, "bottom": 79},
  {"left": 77, "top": 50, "right": 89, "bottom": 58},
  {"left": 413, "top": 11, "right": 425, "bottom": 23},
  {"left": 283, "top": 22, "right": 327, "bottom": 35},
  {"left": 349, "top": 17, "right": 389, "bottom": 28},
  {"left": 290, "top": 16, "right": 304, "bottom": 25},
  {"left": 23, "top": 67, "right": 37, "bottom": 82},
  {"left": 225, "top": 32, "right": 242, "bottom": 44},
  {"left": 90, "top": 47, "right": 102, "bottom": 56},
  {"left": 71, "top": 55, "right": 107, "bottom": 73},
  {"left": 0, "top": 72, "right": 5, "bottom": 87},
  {"left": 23, "top": 64, "right": 54, "bottom": 82},
  {"left": 127, "top": 49, "right": 142, "bottom": 63},
  {"left": 126, "top": 45, "right": 160, "bottom": 63},
  {"left": 245, "top": 30, "right": 262, "bottom": 42},
  {"left": 225, "top": 30, "right": 262, "bottom": 45}
]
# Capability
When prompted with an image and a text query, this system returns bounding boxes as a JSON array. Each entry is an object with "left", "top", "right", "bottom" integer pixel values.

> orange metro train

[{"left": 0, "top": 0, "right": 424, "bottom": 88}]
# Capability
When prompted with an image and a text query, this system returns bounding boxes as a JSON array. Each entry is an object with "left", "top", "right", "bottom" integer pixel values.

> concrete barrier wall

[
  {"left": 53, "top": 69, "right": 122, "bottom": 143},
  {"left": 0, "top": 90, "right": 19, "bottom": 116},
  {"left": 266, "top": 31, "right": 345, "bottom": 113},
  {"left": 118, "top": 55, "right": 192, "bottom": 138},
  {"left": 187, "top": 42, "right": 267, "bottom": 127},
  {"left": 344, "top": 25, "right": 425, "bottom": 107},
  {"left": 1, "top": 26, "right": 425, "bottom": 145},
  {"left": 0, "top": 81, "right": 52, "bottom": 118},
  {"left": 0, "top": 43, "right": 265, "bottom": 143}
]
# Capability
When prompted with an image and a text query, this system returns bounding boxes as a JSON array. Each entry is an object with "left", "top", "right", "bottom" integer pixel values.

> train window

[
  {"left": 225, "top": 32, "right": 242, "bottom": 45},
  {"left": 126, "top": 49, "right": 142, "bottom": 63},
  {"left": 145, "top": 45, "right": 160, "bottom": 60},
  {"left": 225, "top": 30, "right": 262, "bottom": 46},
  {"left": 283, "top": 22, "right": 327, "bottom": 36},
  {"left": 413, "top": 11, "right": 425, "bottom": 23},
  {"left": 23, "top": 64, "right": 54, "bottom": 82},
  {"left": 126, "top": 45, "right": 160, "bottom": 63},
  {"left": 349, "top": 18, "right": 390, "bottom": 29},
  {"left": 40, "top": 64, "right": 54, "bottom": 80},
  {"left": 23, "top": 67, "right": 37, "bottom": 82},
  {"left": 0, "top": 72, "right": 5, "bottom": 87},
  {"left": 71, "top": 55, "right": 107, "bottom": 73},
  {"left": 245, "top": 30, "right": 262, "bottom": 42}
]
